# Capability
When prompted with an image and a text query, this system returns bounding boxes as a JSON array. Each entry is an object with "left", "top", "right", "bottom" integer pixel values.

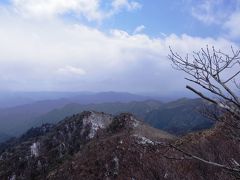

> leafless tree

[{"left": 167, "top": 45, "right": 240, "bottom": 176}]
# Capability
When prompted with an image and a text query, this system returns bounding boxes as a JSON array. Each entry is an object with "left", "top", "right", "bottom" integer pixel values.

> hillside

[
  {"left": 0, "top": 111, "right": 237, "bottom": 180},
  {"left": 0, "top": 111, "right": 174, "bottom": 179},
  {"left": 145, "top": 98, "right": 214, "bottom": 135}
]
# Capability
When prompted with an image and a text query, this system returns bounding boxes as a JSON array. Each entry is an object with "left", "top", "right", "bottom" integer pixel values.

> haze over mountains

[
  {"left": 0, "top": 91, "right": 149, "bottom": 109},
  {"left": 0, "top": 91, "right": 150, "bottom": 140},
  {"left": 0, "top": 91, "right": 195, "bottom": 109},
  {"left": 0, "top": 92, "right": 212, "bottom": 143},
  {"left": 33, "top": 98, "right": 212, "bottom": 135}
]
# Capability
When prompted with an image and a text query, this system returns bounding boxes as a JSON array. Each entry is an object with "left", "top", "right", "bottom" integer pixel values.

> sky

[{"left": 0, "top": 0, "right": 239, "bottom": 95}]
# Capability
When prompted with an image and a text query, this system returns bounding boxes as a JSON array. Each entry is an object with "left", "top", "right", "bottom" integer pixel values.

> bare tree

[
  {"left": 169, "top": 46, "right": 240, "bottom": 128},
  {"left": 168, "top": 45, "right": 240, "bottom": 176}
]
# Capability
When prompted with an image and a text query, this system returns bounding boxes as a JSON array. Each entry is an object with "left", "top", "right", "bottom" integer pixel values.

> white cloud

[
  {"left": 0, "top": 1, "right": 237, "bottom": 93},
  {"left": 111, "top": 0, "right": 141, "bottom": 11},
  {"left": 57, "top": 66, "right": 86, "bottom": 76},
  {"left": 10, "top": 0, "right": 141, "bottom": 21},
  {"left": 133, "top": 25, "right": 145, "bottom": 34},
  {"left": 224, "top": 12, "right": 240, "bottom": 39},
  {"left": 12, "top": 0, "right": 103, "bottom": 20},
  {"left": 191, "top": 0, "right": 229, "bottom": 25},
  {"left": 160, "top": 32, "right": 167, "bottom": 37},
  {"left": 0, "top": 9, "right": 236, "bottom": 93},
  {"left": 190, "top": 0, "right": 240, "bottom": 40}
]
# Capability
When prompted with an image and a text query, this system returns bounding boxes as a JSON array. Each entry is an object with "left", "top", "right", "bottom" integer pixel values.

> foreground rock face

[{"left": 0, "top": 111, "right": 238, "bottom": 180}]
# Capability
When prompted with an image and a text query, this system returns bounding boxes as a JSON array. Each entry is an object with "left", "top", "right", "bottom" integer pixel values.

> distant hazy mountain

[
  {"left": 0, "top": 91, "right": 189, "bottom": 109},
  {"left": 145, "top": 98, "right": 213, "bottom": 135},
  {"left": 0, "top": 94, "right": 34, "bottom": 109},
  {"left": 0, "top": 91, "right": 213, "bottom": 140},
  {"left": 0, "top": 99, "right": 71, "bottom": 136},
  {"left": 0, "top": 92, "right": 153, "bottom": 136},
  {"left": 0, "top": 132, "right": 11, "bottom": 143},
  {"left": 0, "top": 91, "right": 151, "bottom": 109},
  {"left": 34, "top": 100, "right": 163, "bottom": 125},
  {"left": 34, "top": 98, "right": 213, "bottom": 135},
  {"left": 68, "top": 91, "right": 151, "bottom": 104}
]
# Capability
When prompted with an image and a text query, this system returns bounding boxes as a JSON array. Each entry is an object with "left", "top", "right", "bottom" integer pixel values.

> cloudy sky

[{"left": 0, "top": 0, "right": 239, "bottom": 95}]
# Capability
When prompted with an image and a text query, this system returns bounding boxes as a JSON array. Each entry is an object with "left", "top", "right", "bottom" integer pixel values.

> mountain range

[
  {"left": 33, "top": 98, "right": 213, "bottom": 135},
  {"left": 0, "top": 91, "right": 152, "bottom": 109},
  {"left": 0, "top": 93, "right": 213, "bottom": 143},
  {"left": 0, "top": 92, "right": 151, "bottom": 138}
]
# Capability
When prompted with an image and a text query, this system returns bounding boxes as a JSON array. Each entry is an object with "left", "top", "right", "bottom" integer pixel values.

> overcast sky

[{"left": 0, "top": 0, "right": 239, "bottom": 95}]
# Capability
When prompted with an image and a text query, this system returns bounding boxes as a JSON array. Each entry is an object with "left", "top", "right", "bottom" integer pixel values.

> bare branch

[
  {"left": 169, "top": 45, "right": 240, "bottom": 115},
  {"left": 169, "top": 143, "right": 240, "bottom": 173},
  {"left": 186, "top": 85, "right": 217, "bottom": 105}
]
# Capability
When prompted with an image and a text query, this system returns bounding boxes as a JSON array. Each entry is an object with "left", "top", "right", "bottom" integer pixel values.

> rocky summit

[{"left": 0, "top": 111, "right": 238, "bottom": 180}]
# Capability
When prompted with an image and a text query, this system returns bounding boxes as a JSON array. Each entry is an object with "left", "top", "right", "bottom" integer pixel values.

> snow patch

[
  {"left": 30, "top": 142, "right": 40, "bottom": 157},
  {"left": 129, "top": 116, "right": 140, "bottom": 128},
  {"left": 82, "top": 112, "right": 112, "bottom": 139},
  {"left": 133, "top": 135, "right": 156, "bottom": 145},
  {"left": 134, "top": 135, "right": 166, "bottom": 146},
  {"left": 164, "top": 172, "right": 168, "bottom": 179},
  {"left": 113, "top": 156, "right": 119, "bottom": 175},
  {"left": 137, "top": 136, "right": 155, "bottom": 145},
  {"left": 132, "top": 120, "right": 140, "bottom": 128},
  {"left": 9, "top": 174, "right": 16, "bottom": 180}
]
